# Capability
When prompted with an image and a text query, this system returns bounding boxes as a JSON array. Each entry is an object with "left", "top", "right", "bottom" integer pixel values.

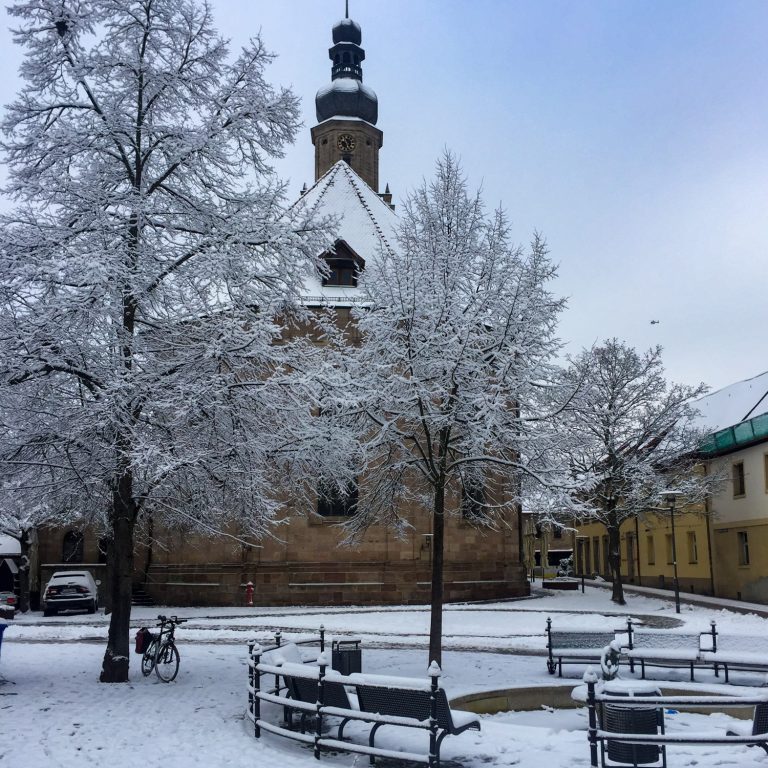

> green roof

[{"left": 700, "top": 412, "right": 768, "bottom": 456}]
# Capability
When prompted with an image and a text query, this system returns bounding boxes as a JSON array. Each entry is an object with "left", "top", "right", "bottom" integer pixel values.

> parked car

[
  {"left": 0, "top": 590, "right": 17, "bottom": 619},
  {"left": 42, "top": 571, "right": 99, "bottom": 616}
]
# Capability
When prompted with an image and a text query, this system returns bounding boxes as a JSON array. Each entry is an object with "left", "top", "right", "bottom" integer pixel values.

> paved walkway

[{"left": 584, "top": 578, "right": 768, "bottom": 618}]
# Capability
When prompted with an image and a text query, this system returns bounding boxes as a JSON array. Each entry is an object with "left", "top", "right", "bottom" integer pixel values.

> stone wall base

[{"left": 143, "top": 560, "right": 528, "bottom": 607}]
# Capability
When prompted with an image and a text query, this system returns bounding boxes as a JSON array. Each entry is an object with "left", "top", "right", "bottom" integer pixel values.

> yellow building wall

[
  {"left": 708, "top": 443, "right": 768, "bottom": 602},
  {"left": 572, "top": 510, "right": 714, "bottom": 595}
]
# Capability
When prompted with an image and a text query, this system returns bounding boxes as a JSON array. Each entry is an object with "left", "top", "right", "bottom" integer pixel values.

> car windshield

[{"left": 52, "top": 573, "right": 87, "bottom": 580}]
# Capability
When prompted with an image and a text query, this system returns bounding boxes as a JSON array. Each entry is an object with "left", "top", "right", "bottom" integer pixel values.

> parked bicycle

[{"left": 139, "top": 615, "right": 188, "bottom": 682}]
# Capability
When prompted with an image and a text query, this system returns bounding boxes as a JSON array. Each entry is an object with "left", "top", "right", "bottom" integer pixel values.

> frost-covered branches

[
  {"left": 345, "top": 155, "right": 566, "bottom": 532},
  {"left": 0, "top": 0, "right": 331, "bottom": 533},
  {"left": 339, "top": 153, "right": 566, "bottom": 662},
  {"left": 0, "top": 0, "right": 332, "bottom": 680},
  {"left": 559, "top": 339, "right": 720, "bottom": 603}
]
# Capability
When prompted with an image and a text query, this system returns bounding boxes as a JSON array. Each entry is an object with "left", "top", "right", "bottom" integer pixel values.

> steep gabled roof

[
  {"left": 291, "top": 161, "right": 398, "bottom": 305},
  {"left": 693, "top": 370, "right": 768, "bottom": 433}
]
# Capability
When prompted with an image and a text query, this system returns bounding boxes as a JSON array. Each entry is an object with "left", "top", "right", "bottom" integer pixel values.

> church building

[{"left": 34, "top": 11, "right": 528, "bottom": 608}]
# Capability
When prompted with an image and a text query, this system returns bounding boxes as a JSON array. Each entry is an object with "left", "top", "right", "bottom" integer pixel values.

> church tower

[{"left": 311, "top": 7, "right": 383, "bottom": 191}]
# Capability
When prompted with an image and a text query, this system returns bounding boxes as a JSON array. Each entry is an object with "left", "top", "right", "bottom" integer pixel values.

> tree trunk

[
  {"left": 429, "top": 481, "right": 445, "bottom": 667},
  {"left": 100, "top": 475, "right": 136, "bottom": 683},
  {"left": 608, "top": 515, "right": 625, "bottom": 605}
]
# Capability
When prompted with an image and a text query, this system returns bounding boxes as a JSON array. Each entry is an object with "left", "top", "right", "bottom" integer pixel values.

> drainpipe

[{"left": 705, "top": 497, "right": 716, "bottom": 596}]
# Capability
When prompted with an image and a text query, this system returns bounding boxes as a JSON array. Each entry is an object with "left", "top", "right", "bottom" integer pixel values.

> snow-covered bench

[
  {"left": 257, "top": 631, "right": 324, "bottom": 699},
  {"left": 700, "top": 622, "right": 768, "bottom": 683},
  {"left": 247, "top": 645, "right": 480, "bottom": 767},
  {"left": 545, "top": 617, "right": 621, "bottom": 677},
  {"left": 583, "top": 671, "right": 768, "bottom": 768},
  {"left": 622, "top": 618, "right": 706, "bottom": 681}
]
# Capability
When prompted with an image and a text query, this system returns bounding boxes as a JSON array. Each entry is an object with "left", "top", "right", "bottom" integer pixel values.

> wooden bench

[
  {"left": 700, "top": 622, "right": 768, "bottom": 683},
  {"left": 280, "top": 664, "right": 358, "bottom": 736},
  {"left": 583, "top": 672, "right": 768, "bottom": 768},
  {"left": 247, "top": 646, "right": 479, "bottom": 767},
  {"left": 545, "top": 617, "right": 619, "bottom": 677},
  {"left": 350, "top": 671, "right": 480, "bottom": 765},
  {"left": 622, "top": 618, "right": 705, "bottom": 681}
]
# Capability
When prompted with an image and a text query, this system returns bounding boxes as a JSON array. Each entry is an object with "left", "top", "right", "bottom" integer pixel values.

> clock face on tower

[{"left": 337, "top": 133, "right": 356, "bottom": 152}]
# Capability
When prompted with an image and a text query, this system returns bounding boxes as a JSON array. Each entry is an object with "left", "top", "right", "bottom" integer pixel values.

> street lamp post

[{"left": 667, "top": 494, "right": 681, "bottom": 614}]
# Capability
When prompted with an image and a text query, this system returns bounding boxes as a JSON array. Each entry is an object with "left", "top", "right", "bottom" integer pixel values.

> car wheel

[
  {"left": 87, "top": 600, "right": 96, "bottom": 614},
  {"left": 43, "top": 608, "right": 56, "bottom": 617}
]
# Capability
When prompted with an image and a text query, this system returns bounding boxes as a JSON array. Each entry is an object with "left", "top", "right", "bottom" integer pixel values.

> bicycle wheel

[
  {"left": 141, "top": 640, "right": 157, "bottom": 677},
  {"left": 155, "top": 641, "right": 180, "bottom": 682}
]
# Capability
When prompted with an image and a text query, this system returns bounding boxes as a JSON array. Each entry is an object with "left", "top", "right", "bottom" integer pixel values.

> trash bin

[
  {"left": 602, "top": 680, "right": 664, "bottom": 766},
  {"left": 331, "top": 639, "right": 362, "bottom": 675}
]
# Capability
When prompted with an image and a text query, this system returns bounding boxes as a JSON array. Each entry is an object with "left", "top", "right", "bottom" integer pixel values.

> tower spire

[
  {"left": 312, "top": 10, "right": 383, "bottom": 190},
  {"left": 315, "top": 13, "right": 377, "bottom": 121}
]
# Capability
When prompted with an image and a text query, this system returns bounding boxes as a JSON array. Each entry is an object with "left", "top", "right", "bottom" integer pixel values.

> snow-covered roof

[
  {"left": 692, "top": 370, "right": 768, "bottom": 433},
  {"left": 0, "top": 535, "right": 21, "bottom": 556},
  {"left": 292, "top": 160, "right": 398, "bottom": 306}
]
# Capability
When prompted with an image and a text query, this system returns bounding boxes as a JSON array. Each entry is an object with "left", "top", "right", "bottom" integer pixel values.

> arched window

[
  {"left": 461, "top": 472, "right": 486, "bottom": 521},
  {"left": 62, "top": 530, "right": 84, "bottom": 563},
  {"left": 317, "top": 480, "right": 358, "bottom": 517}
]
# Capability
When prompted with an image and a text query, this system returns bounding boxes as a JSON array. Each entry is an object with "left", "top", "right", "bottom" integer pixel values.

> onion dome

[
  {"left": 332, "top": 18, "right": 362, "bottom": 45},
  {"left": 316, "top": 80, "right": 378, "bottom": 125}
]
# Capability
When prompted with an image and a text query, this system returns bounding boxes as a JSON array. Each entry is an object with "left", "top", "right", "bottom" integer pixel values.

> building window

[
  {"left": 62, "top": 530, "right": 84, "bottom": 563},
  {"left": 738, "top": 531, "right": 750, "bottom": 566},
  {"left": 733, "top": 461, "right": 746, "bottom": 497},
  {"left": 460, "top": 473, "right": 486, "bottom": 521},
  {"left": 665, "top": 534, "right": 674, "bottom": 565},
  {"left": 646, "top": 535, "right": 655, "bottom": 565},
  {"left": 322, "top": 258, "right": 357, "bottom": 286},
  {"left": 764, "top": 453, "right": 768, "bottom": 493},
  {"left": 626, "top": 532, "right": 635, "bottom": 579},
  {"left": 687, "top": 531, "right": 698, "bottom": 564},
  {"left": 317, "top": 480, "right": 358, "bottom": 517}
]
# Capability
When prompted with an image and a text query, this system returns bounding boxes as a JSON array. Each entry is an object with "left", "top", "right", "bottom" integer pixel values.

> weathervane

[{"left": 345, "top": 1, "right": 349, "bottom": 19}]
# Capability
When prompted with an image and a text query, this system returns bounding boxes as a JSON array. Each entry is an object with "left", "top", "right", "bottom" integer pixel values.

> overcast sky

[{"left": 1, "top": 0, "right": 766, "bottom": 393}]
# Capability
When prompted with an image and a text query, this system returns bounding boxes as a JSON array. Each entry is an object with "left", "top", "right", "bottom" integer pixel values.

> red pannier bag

[{"left": 134, "top": 627, "right": 152, "bottom": 655}]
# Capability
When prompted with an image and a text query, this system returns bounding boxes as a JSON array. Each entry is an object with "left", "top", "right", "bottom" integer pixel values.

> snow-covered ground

[{"left": 2, "top": 584, "right": 768, "bottom": 768}]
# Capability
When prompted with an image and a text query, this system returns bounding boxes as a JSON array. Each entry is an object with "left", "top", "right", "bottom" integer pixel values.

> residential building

[
  {"left": 697, "top": 371, "right": 768, "bottom": 601},
  {"left": 571, "top": 370, "right": 768, "bottom": 603}
]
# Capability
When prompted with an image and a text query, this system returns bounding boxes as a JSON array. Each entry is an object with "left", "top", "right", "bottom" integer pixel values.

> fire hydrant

[{"left": 245, "top": 581, "right": 254, "bottom": 607}]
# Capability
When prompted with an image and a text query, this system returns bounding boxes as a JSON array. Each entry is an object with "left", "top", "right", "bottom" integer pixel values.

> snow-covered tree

[
  {"left": 0, "top": 0, "right": 333, "bottom": 681},
  {"left": 342, "top": 153, "right": 566, "bottom": 665},
  {"left": 559, "top": 340, "right": 720, "bottom": 605}
]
